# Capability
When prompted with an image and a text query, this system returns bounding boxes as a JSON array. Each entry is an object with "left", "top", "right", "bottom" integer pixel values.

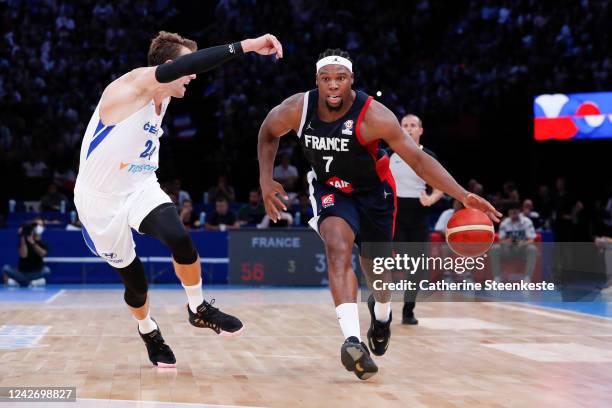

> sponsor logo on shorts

[
  {"left": 321, "top": 193, "right": 335, "bottom": 208},
  {"left": 341, "top": 119, "right": 353, "bottom": 135},
  {"left": 325, "top": 176, "right": 353, "bottom": 193},
  {"left": 101, "top": 252, "right": 123, "bottom": 264},
  {"left": 119, "top": 162, "right": 159, "bottom": 174}
]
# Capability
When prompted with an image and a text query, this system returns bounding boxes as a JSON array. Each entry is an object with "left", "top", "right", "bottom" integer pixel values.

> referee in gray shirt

[{"left": 390, "top": 114, "right": 443, "bottom": 324}]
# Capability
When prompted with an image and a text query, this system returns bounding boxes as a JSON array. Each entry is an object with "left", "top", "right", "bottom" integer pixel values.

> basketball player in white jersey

[{"left": 74, "top": 31, "right": 283, "bottom": 367}]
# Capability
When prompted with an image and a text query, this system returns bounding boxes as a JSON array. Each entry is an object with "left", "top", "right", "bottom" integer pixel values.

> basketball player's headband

[{"left": 316, "top": 56, "right": 353, "bottom": 72}]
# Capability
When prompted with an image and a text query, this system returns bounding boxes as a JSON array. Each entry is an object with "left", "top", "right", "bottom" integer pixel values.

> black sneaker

[
  {"left": 366, "top": 294, "right": 392, "bottom": 356},
  {"left": 188, "top": 299, "right": 244, "bottom": 336},
  {"left": 402, "top": 302, "right": 419, "bottom": 325},
  {"left": 139, "top": 320, "right": 176, "bottom": 367},
  {"left": 402, "top": 315, "right": 419, "bottom": 325},
  {"left": 341, "top": 336, "right": 378, "bottom": 380}
]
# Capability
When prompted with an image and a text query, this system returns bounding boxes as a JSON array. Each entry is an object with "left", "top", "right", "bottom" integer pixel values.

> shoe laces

[
  {"left": 146, "top": 331, "right": 170, "bottom": 350},
  {"left": 197, "top": 299, "right": 219, "bottom": 317},
  {"left": 194, "top": 299, "right": 223, "bottom": 332}
]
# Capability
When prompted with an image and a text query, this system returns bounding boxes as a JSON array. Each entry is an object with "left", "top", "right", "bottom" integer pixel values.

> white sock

[
  {"left": 336, "top": 303, "right": 361, "bottom": 341},
  {"left": 182, "top": 279, "right": 203, "bottom": 313},
  {"left": 137, "top": 311, "right": 157, "bottom": 334},
  {"left": 374, "top": 301, "right": 391, "bottom": 323}
]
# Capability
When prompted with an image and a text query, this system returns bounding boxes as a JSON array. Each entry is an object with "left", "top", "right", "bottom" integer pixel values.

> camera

[{"left": 20, "top": 222, "right": 35, "bottom": 237}]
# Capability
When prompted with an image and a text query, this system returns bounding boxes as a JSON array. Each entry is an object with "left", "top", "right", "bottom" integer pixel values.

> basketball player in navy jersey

[
  {"left": 257, "top": 49, "right": 501, "bottom": 380},
  {"left": 75, "top": 31, "right": 282, "bottom": 368}
]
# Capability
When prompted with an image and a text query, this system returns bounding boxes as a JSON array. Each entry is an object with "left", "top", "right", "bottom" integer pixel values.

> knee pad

[
  {"left": 167, "top": 230, "right": 198, "bottom": 265},
  {"left": 115, "top": 257, "right": 148, "bottom": 308},
  {"left": 140, "top": 204, "right": 198, "bottom": 265},
  {"left": 124, "top": 284, "right": 148, "bottom": 308}
]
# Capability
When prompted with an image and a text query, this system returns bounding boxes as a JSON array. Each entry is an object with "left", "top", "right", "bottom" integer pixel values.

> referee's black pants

[{"left": 393, "top": 197, "right": 430, "bottom": 317}]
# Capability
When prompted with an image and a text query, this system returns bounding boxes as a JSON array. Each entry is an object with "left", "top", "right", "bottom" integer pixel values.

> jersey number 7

[{"left": 323, "top": 156, "right": 333, "bottom": 172}]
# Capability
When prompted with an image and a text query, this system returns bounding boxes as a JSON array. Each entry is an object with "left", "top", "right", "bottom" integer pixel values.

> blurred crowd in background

[{"left": 0, "top": 0, "right": 610, "bottom": 240}]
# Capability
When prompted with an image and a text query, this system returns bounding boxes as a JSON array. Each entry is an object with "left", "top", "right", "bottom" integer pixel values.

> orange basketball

[{"left": 445, "top": 208, "right": 495, "bottom": 257}]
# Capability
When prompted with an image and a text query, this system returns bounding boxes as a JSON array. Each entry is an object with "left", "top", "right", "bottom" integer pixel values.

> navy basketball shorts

[{"left": 306, "top": 171, "right": 396, "bottom": 255}]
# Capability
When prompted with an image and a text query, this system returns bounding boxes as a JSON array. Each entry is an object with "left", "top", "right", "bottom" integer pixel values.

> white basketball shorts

[{"left": 74, "top": 180, "right": 172, "bottom": 268}]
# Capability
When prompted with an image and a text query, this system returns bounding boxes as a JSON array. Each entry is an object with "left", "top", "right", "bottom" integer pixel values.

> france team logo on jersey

[
  {"left": 534, "top": 92, "right": 612, "bottom": 141},
  {"left": 341, "top": 119, "right": 354, "bottom": 136}
]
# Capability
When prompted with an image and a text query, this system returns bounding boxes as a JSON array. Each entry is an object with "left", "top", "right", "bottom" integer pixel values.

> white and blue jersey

[
  {"left": 74, "top": 98, "right": 173, "bottom": 268},
  {"left": 75, "top": 98, "right": 169, "bottom": 195}
]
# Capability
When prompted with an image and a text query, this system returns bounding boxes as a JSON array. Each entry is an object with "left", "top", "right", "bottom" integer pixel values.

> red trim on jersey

[
  {"left": 356, "top": 95, "right": 392, "bottom": 182},
  {"left": 355, "top": 95, "right": 373, "bottom": 146},
  {"left": 385, "top": 170, "right": 398, "bottom": 239},
  {"left": 355, "top": 95, "right": 396, "bottom": 237}
]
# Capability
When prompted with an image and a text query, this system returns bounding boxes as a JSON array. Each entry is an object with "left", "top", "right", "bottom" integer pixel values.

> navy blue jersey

[{"left": 296, "top": 89, "right": 391, "bottom": 194}]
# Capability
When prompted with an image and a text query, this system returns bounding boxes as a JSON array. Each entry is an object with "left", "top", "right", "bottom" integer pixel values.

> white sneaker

[
  {"left": 28, "top": 278, "right": 46, "bottom": 287},
  {"left": 6, "top": 278, "right": 18, "bottom": 287}
]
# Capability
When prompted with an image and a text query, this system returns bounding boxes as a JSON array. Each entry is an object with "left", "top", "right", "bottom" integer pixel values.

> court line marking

[
  {"left": 486, "top": 302, "right": 612, "bottom": 327},
  {"left": 486, "top": 303, "right": 586, "bottom": 321},
  {"left": 522, "top": 302, "right": 612, "bottom": 321},
  {"left": 0, "top": 325, "right": 51, "bottom": 349},
  {"left": 44, "top": 289, "right": 66, "bottom": 304},
  {"left": 77, "top": 397, "right": 263, "bottom": 408}
]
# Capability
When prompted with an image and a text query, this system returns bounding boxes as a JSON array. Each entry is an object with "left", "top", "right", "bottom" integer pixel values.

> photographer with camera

[
  {"left": 490, "top": 202, "right": 538, "bottom": 283},
  {"left": 2, "top": 218, "right": 51, "bottom": 287}
]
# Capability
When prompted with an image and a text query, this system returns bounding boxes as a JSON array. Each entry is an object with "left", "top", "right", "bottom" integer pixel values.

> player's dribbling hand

[
  {"left": 462, "top": 193, "right": 502, "bottom": 223},
  {"left": 243, "top": 34, "right": 283, "bottom": 59},
  {"left": 261, "top": 179, "right": 289, "bottom": 222}
]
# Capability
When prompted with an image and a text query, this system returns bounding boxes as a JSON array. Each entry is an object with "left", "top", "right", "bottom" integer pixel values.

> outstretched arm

[
  {"left": 257, "top": 93, "right": 303, "bottom": 221},
  {"left": 361, "top": 101, "right": 502, "bottom": 222},
  {"left": 154, "top": 33, "right": 283, "bottom": 84},
  {"left": 100, "top": 34, "right": 283, "bottom": 125}
]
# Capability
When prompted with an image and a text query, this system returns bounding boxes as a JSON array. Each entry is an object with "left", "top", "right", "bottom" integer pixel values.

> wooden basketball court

[{"left": 1, "top": 287, "right": 611, "bottom": 407}]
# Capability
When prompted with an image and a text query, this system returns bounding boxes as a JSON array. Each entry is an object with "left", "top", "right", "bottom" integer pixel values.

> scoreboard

[{"left": 228, "top": 229, "right": 362, "bottom": 285}]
